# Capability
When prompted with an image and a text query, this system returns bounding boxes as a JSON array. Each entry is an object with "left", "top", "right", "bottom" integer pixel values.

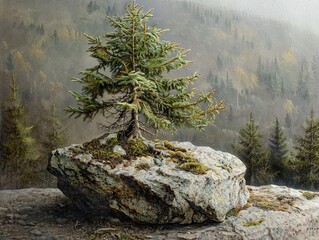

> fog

[
  {"left": 186, "top": 0, "right": 319, "bottom": 35},
  {"left": 2, "top": 0, "right": 319, "bottom": 189}
]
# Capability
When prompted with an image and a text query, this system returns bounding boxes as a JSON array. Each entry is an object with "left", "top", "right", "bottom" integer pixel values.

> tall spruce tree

[
  {"left": 268, "top": 117, "right": 288, "bottom": 184},
  {"left": 233, "top": 113, "right": 270, "bottom": 185},
  {"left": 294, "top": 110, "right": 319, "bottom": 189},
  {"left": 0, "top": 76, "right": 39, "bottom": 189},
  {"left": 67, "top": 2, "right": 224, "bottom": 142}
]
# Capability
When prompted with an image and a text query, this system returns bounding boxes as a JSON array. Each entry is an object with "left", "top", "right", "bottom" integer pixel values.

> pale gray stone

[
  {"left": 113, "top": 145, "right": 126, "bottom": 156},
  {"left": 48, "top": 141, "right": 249, "bottom": 224}
]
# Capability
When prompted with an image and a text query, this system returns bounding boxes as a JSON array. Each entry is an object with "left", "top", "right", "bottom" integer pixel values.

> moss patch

[
  {"left": 302, "top": 191, "right": 316, "bottom": 200},
  {"left": 226, "top": 204, "right": 250, "bottom": 218},
  {"left": 72, "top": 137, "right": 208, "bottom": 175},
  {"left": 247, "top": 191, "right": 296, "bottom": 212},
  {"left": 127, "top": 138, "right": 151, "bottom": 157},
  {"left": 179, "top": 161, "right": 210, "bottom": 175},
  {"left": 154, "top": 140, "right": 209, "bottom": 175},
  {"left": 135, "top": 162, "right": 151, "bottom": 171},
  {"left": 243, "top": 218, "right": 265, "bottom": 227},
  {"left": 70, "top": 136, "right": 123, "bottom": 164}
]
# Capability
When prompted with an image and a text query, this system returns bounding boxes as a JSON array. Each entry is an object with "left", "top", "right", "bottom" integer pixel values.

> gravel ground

[{"left": 0, "top": 188, "right": 160, "bottom": 240}]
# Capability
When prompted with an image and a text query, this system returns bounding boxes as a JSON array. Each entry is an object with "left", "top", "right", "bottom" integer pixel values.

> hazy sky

[{"left": 187, "top": 0, "right": 319, "bottom": 34}]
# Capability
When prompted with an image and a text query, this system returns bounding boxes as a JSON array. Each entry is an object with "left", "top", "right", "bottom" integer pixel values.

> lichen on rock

[{"left": 48, "top": 136, "right": 249, "bottom": 224}]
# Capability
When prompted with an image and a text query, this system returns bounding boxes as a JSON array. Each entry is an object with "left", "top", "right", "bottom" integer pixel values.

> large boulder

[{"left": 48, "top": 138, "right": 249, "bottom": 224}]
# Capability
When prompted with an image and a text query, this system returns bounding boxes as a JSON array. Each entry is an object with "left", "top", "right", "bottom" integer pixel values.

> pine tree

[
  {"left": 41, "top": 105, "right": 64, "bottom": 151},
  {"left": 38, "top": 105, "right": 64, "bottom": 187},
  {"left": 67, "top": 2, "right": 224, "bottom": 142},
  {"left": 294, "top": 110, "right": 319, "bottom": 189},
  {"left": 227, "top": 104, "right": 233, "bottom": 121},
  {"left": 0, "top": 76, "right": 39, "bottom": 189},
  {"left": 285, "top": 113, "right": 292, "bottom": 130},
  {"left": 268, "top": 117, "right": 288, "bottom": 184},
  {"left": 233, "top": 113, "right": 270, "bottom": 185}
]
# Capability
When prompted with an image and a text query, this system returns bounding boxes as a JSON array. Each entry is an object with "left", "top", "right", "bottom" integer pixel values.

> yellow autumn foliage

[
  {"left": 281, "top": 48, "right": 296, "bottom": 65},
  {"left": 233, "top": 67, "right": 257, "bottom": 90},
  {"left": 13, "top": 51, "right": 32, "bottom": 73},
  {"left": 283, "top": 99, "right": 294, "bottom": 113},
  {"left": 29, "top": 45, "right": 45, "bottom": 60},
  {"left": 57, "top": 26, "right": 70, "bottom": 40}
]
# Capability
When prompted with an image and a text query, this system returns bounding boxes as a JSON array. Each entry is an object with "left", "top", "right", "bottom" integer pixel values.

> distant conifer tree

[
  {"left": 268, "top": 117, "right": 289, "bottom": 184},
  {"left": 233, "top": 113, "right": 270, "bottom": 185},
  {"left": 294, "top": 110, "right": 319, "bottom": 189},
  {"left": 42, "top": 105, "right": 64, "bottom": 151},
  {"left": 67, "top": 2, "right": 224, "bottom": 142},
  {"left": 0, "top": 76, "right": 39, "bottom": 189}
]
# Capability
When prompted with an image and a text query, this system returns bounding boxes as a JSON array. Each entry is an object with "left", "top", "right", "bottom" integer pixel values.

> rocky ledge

[
  {"left": 48, "top": 137, "right": 249, "bottom": 224},
  {"left": 0, "top": 186, "right": 319, "bottom": 239}
]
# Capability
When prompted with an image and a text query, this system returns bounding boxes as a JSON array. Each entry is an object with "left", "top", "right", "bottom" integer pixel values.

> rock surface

[
  {"left": 48, "top": 140, "right": 249, "bottom": 224},
  {"left": 1, "top": 186, "right": 319, "bottom": 239}
]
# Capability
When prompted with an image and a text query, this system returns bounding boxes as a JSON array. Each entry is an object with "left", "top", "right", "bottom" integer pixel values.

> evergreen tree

[
  {"left": 227, "top": 104, "right": 233, "bottom": 121},
  {"left": 67, "top": 2, "right": 224, "bottom": 142},
  {"left": 280, "top": 78, "right": 285, "bottom": 97},
  {"left": 0, "top": 76, "right": 39, "bottom": 189},
  {"left": 268, "top": 117, "right": 288, "bottom": 184},
  {"left": 285, "top": 113, "right": 292, "bottom": 130},
  {"left": 233, "top": 113, "right": 270, "bottom": 185},
  {"left": 38, "top": 105, "right": 64, "bottom": 187},
  {"left": 294, "top": 110, "right": 319, "bottom": 189},
  {"left": 41, "top": 105, "right": 64, "bottom": 151},
  {"left": 6, "top": 53, "right": 14, "bottom": 71},
  {"left": 52, "top": 30, "right": 58, "bottom": 44}
]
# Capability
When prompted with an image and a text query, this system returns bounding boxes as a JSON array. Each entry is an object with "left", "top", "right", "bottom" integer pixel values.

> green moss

[
  {"left": 154, "top": 144, "right": 167, "bottom": 150},
  {"left": 70, "top": 135, "right": 126, "bottom": 165},
  {"left": 135, "top": 162, "right": 151, "bottom": 171},
  {"left": 154, "top": 140, "right": 187, "bottom": 153},
  {"left": 128, "top": 138, "right": 150, "bottom": 157},
  {"left": 256, "top": 201, "right": 288, "bottom": 211},
  {"left": 165, "top": 157, "right": 180, "bottom": 163},
  {"left": 226, "top": 205, "right": 247, "bottom": 217},
  {"left": 70, "top": 146, "right": 85, "bottom": 154},
  {"left": 227, "top": 209, "right": 239, "bottom": 217},
  {"left": 243, "top": 218, "right": 265, "bottom": 227},
  {"left": 302, "top": 191, "right": 316, "bottom": 200},
  {"left": 83, "top": 138, "right": 101, "bottom": 150},
  {"left": 248, "top": 192, "right": 295, "bottom": 212},
  {"left": 107, "top": 137, "right": 118, "bottom": 146},
  {"left": 179, "top": 161, "right": 209, "bottom": 175},
  {"left": 91, "top": 149, "right": 123, "bottom": 161},
  {"left": 168, "top": 150, "right": 195, "bottom": 162}
]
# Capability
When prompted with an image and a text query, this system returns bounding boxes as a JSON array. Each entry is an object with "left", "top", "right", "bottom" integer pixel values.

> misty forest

[{"left": 1, "top": 0, "right": 319, "bottom": 190}]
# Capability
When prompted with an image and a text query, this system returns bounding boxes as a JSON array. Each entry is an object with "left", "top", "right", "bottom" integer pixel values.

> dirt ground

[{"left": 0, "top": 188, "right": 169, "bottom": 240}]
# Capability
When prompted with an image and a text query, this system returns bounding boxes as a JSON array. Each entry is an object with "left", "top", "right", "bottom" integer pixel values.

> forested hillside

[{"left": 1, "top": 0, "right": 319, "bottom": 189}]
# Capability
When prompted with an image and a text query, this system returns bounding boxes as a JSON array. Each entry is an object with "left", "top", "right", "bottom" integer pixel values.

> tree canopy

[
  {"left": 294, "top": 110, "right": 319, "bottom": 189},
  {"left": 67, "top": 2, "right": 224, "bottom": 141},
  {"left": 233, "top": 113, "right": 270, "bottom": 185},
  {"left": 268, "top": 117, "right": 289, "bottom": 183}
]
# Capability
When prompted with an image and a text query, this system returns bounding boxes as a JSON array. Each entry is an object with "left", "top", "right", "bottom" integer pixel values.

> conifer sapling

[{"left": 67, "top": 2, "right": 224, "bottom": 143}]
